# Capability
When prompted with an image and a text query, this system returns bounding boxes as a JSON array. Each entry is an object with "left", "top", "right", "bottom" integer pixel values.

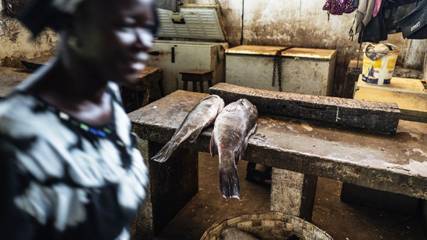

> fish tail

[
  {"left": 219, "top": 153, "right": 240, "bottom": 199},
  {"left": 151, "top": 141, "right": 179, "bottom": 163}
]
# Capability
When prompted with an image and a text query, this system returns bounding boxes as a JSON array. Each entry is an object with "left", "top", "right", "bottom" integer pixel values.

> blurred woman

[{"left": 0, "top": 0, "right": 159, "bottom": 239}]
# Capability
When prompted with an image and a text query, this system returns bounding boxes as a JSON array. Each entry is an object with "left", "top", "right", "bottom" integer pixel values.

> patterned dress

[{"left": 0, "top": 82, "right": 148, "bottom": 240}]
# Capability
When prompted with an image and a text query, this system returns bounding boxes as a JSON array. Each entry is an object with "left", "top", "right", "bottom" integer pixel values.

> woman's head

[{"left": 20, "top": 0, "right": 159, "bottom": 85}]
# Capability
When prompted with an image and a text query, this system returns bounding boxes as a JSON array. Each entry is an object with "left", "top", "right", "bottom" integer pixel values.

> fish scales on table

[
  {"left": 152, "top": 95, "right": 224, "bottom": 163},
  {"left": 210, "top": 99, "right": 258, "bottom": 199}
]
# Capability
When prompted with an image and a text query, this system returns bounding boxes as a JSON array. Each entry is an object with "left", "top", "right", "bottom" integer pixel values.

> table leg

[
  {"left": 134, "top": 141, "right": 199, "bottom": 237},
  {"left": 183, "top": 80, "right": 188, "bottom": 91},
  {"left": 199, "top": 80, "right": 204, "bottom": 93},
  {"left": 271, "top": 168, "right": 317, "bottom": 221},
  {"left": 192, "top": 80, "right": 197, "bottom": 92},
  {"left": 158, "top": 72, "right": 165, "bottom": 97}
]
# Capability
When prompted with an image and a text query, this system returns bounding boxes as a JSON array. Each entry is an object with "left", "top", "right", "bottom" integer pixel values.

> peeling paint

[{"left": 0, "top": 16, "right": 56, "bottom": 67}]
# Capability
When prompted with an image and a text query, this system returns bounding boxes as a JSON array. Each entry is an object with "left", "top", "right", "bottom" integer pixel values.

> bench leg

[
  {"left": 134, "top": 141, "right": 199, "bottom": 237},
  {"left": 199, "top": 80, "right": 204, "bottom": 93},
  {"left": 271, "top": 168, "right": 317, "bottom": 221},
  {"left": 183, "top": 80, "right": 188, "bottom": 91},
  {"left": 192, "top": 80, "right": 197, "bottom": 92}
]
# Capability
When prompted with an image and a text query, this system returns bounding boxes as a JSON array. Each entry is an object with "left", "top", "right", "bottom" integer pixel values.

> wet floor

[{"left": 156, "top": 153, "right": 425, "bottom": 240}]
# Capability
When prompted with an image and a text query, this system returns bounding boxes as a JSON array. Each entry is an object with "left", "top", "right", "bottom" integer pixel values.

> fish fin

[
  {"left": 219, "top": 165, "right": 240, "bottom": 200},
  {"left": 209, "top": 132, "right": 218, "bottom": 157},
  {"left": 151, "top": 141, "right": 179, "bottom": 163},
  {"left": 236, "top": 123, "right": 258, "bottom": 164}
]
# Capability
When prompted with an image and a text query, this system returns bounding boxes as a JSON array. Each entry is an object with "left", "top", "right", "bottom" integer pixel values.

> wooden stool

[{"left": 180, "top": 70, "right": 213, "bottom": 93}]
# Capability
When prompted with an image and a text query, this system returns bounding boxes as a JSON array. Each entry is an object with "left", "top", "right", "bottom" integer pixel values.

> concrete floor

[{"left": 156, "top": 152, "right": 425, "bottom": 240}]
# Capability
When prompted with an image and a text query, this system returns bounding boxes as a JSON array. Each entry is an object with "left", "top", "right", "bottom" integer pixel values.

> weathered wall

[
  {"left": 0, "top": 3, "right": 57, "bottom": 67},
  {"left": 187, "top": 0, "right": 426, "bottom": 97}
]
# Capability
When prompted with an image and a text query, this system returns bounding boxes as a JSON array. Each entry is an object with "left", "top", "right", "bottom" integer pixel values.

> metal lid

[{"left": 157, "top": 6, "right": 226, "bottom": 41}]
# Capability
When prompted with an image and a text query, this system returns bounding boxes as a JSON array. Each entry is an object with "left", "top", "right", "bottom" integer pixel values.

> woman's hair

[
  {"left": 19, "top": 0, "right": 159, "bottom": 37},
  {"left": 18, "top": 0, "right": 77, "bottom": 36}
]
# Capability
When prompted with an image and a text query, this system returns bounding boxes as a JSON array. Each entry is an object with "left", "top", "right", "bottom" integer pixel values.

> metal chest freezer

[
  {"left": 226, "top": 45, "right": 337, "bottom": 96},
  {"left": 149, "top": 5, "right": 228, "bottom": 94}
]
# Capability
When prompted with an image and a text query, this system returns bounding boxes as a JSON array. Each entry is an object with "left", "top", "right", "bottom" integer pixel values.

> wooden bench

[{"left": 129, "top": 88, "right": 427, "bottom": 236}]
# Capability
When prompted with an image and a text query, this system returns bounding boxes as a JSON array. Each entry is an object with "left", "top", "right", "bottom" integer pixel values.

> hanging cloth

[
  {"left": 399, "top": 0, "right": 427, "bottom": 39},
  {"left": 323, "top": 0, "right": 357, "bottom": 15},
  {"left": 349, "top": 0, "right": 376, "bottom": 39},
  {"left": 373, "top": 0, "right": 383, "bottom": 16}
]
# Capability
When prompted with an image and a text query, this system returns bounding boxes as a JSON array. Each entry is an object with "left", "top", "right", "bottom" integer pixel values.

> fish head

[{"left": 238, "top": 99, "right": 258, "bottom": 116}]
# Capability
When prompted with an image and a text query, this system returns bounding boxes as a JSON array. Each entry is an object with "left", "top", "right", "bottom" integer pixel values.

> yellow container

[{"left": 362, "top": 43, "right": 399, "bottom": 85}]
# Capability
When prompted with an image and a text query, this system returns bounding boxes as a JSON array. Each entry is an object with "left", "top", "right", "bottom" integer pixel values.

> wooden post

[
  {"left": 148, "top": 141, "right": 199, "bottom": 234},
  {"left": 133, "top": 140, "right": 199, "bottom": 238},
  {"left": 271, "top": 168, "right": 317, "bottom": 221}
]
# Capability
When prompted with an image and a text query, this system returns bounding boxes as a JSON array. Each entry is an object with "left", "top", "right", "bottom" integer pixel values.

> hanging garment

[
  {"left": 399, "top": 0, "right": 427, "bottom": 39},
  {"left": 357, "top": 0, "right": 419, "bottom": 42},
  {"left": 363, "top": 0, "right": 377, "bottom": 25},
  {"left": 323, "top": 0, "right": 357, "bottom": 15},
  {"left": 350, "top": 0, "right": 376, "bottom": 38},
  {"left": 358, "top": 8, "right": 388, "bottom": 42},
  {"left": 373, "top": 0, "right": 383, "bottom": 16}
]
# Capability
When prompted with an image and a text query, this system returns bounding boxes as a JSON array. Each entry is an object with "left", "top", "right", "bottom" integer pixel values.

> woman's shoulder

[{"left": 0, "top": 93, "right": 77, "bottom": 181}]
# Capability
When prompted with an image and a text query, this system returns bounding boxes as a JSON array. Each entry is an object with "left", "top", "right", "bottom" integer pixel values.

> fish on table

[
  {"left": 152, "top": 95, "right": 224, "bottom": 163},
  {"left": 210, "top": 99, "right": 258, "bottom": 199}
]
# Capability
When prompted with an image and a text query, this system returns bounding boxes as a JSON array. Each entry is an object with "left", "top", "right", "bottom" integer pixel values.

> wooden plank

[
  {"left": 225, "top": 45, "right": 287, "bottom": 56},
  {"left": 129, "top": 91, "right": 427, "bottom": 200},
  {"left": 209, "top": 83, "right": 400, "bottom": 135},
  {"left": 354, "top": 75, "right": 427, "bottom": 122}
]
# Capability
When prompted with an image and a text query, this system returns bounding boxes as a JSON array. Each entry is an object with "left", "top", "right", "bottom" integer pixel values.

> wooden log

[{"left": 209, "top": 83, "right": 400, "bottom": 135}]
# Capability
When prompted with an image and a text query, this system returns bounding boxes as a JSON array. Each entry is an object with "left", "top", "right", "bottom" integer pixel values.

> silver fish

[
  {"left": 220, "top": 228, "right": 260, "bottom": 240},
  {"left": 210, "top": 99, "right": 258, "bottom": 199},
  {"left": 152, "top": 95, "right": 224, "bottom": 163}
]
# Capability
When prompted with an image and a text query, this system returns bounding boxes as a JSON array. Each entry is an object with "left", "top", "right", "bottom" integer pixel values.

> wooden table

[
  {"left": 121, "top": 66, "right": 163, "bottom": 112},
  {"left": 354, "top": 75, "right": 427, "bottom": 122},
  {"left": 129, "top": 90, "right": 427, "bottom": 235}
]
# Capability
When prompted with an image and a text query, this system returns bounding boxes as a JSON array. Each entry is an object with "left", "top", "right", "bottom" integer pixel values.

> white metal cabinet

[
  {"left": 149, "top": 6, "right": 228, "bottom": 94},
  {"left": 149, "top": 40, "right": 227, "bottom": 94},
  {"left": 226, "top": 45, "right": 337, "bottom": 96}
]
